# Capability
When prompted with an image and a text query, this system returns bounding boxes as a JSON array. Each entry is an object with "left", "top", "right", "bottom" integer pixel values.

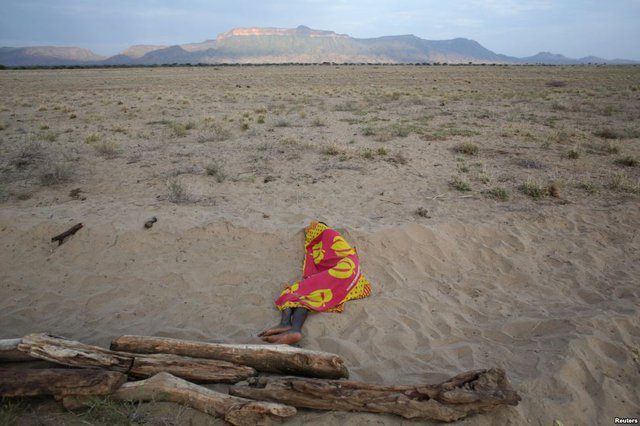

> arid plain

[{"left": 1, "top": 65, "right": 639, "bottom": 425}]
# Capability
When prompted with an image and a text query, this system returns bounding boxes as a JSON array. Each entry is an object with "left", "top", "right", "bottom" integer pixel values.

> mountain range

[{"left": 1, "top": 25, "right": 636, "bottom": 67}]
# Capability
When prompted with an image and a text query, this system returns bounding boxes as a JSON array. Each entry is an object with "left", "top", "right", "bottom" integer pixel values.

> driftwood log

[
  {"left": 108, "top": 373, "right": 295, "bottom": 426},
  {"left": 111, "top": 335, "right": 349, "bottom": 379},
  {"left": 0, "top": 339, "right": 33, "bottom": 362},
  {"left": 17, "top": 333, "right": 255, "bottom": 383},
  {"left": 0, "top": 368, "right": 126, "bottom": 399},
  {"left": 51, "top": 223, "right": 83, "bottom": 245},
  {"left": 230, "top": 368, "right": 521, "bottom": 422},
  {"left": 62, "top": 373, "right": 296, "bottom": 425}
]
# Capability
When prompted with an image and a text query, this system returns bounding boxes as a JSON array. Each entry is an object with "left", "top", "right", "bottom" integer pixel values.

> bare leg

[
  {"left": 262, "top": 307, "right": 308, "bottom": 345},
  {"left": 258, "top": 308, "right": 293, "bottom": 337}
]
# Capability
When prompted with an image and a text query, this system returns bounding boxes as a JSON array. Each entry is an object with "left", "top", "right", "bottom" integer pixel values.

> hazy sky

[{"left": 1, "top": 0, "right": 639, "bottom": 59}]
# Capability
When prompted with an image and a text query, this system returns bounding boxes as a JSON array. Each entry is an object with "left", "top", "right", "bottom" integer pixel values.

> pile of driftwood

[{"left": 0, "top": 333, "right": 521, "bottom": 425}]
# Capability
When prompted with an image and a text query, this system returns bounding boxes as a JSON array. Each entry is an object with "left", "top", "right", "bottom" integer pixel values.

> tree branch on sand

[
  {"left": 230, "top": 368, "right": 521, "bottom": 422},
  {"left": 62, "top": 372, "right": 297, "bottom": 426},
  {"left": 17, "top": 333, "right": 256, "bottom": 383},
  {"left": 111, "top": 334, "right": 349, "bottom": 379}
]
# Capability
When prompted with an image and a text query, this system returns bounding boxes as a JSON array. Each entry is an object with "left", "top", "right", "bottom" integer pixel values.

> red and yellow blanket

[{"left": 275, "top": 222, "right": 372, "bottom": 312}]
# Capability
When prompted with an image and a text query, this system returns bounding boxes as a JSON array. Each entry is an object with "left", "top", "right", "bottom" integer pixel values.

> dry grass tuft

[
  {"left": 519, "top": 180, "right": 546, "bottom": 199},
  {"left": 547, "top": 180, "right": 561, "bottom": 198},
  {"left": 93, "top": 140, "right": 121, "bottom": 158},
  {"left": 311, "top": 117, "right": 327, "bottom": 127},
  {"left": 363, "top": 123, "right": 418, "bottom": 142},
  {"left": 607, "top": 172, "right": 640, "bottom": 194},
  {"left": 614, "top": 156, "right": 638, "bottom": 168},
  {"left": 486, "top": 187, "right": 510, "bottom": 201},
  {"left": 577, "top": 181, "right": 600, "bottom": 194},
  {"left": 517, "top": 159, "right": 546, "bottom": 169},
  {"left": 38, "top": 131, "right": 59, "bottom": 142},
  {"left": 85, "top": 133, "right": 101, "bottom": 144},
  {"left": 450, "top": 176, "right": 471, "bottom": 192},
  {"left": 323, "top": 143, "right": 346, "bottom": 156},
  {"left": 206, "top": 160, "right": 227, "bottom": 183},
  {"left": 453, "top": 142, "right": 479, "bottom": 156},
  {"left": 333, "top": 100, "right": 359, "bottom": 111},
  {"left": 274, "top": 119, "right": 291, "bottom": 128},
  {"left": 0, "top": 397, "right": 23, "bottom": 425},
  {"left": 76, "top": 397, "right": 143, "bottom": 425},
  {"left": 167, "top": 120, "right": 196, "bottom": 137},
  {"left": 586, "top": 141, "right": 620, "bottom": 155},
  {"left": 362, "top": 148, "right": 374, "bottom": 159},
  {"left": 14, "top": 141, "right": 46, "bottom": 169},
  {"left": 565, "top": 147, "right": 581, "bottom": 159},
  {"left": 40, "top": 163, "right": 73, "bottom": 186},
  {"left": 167, "top": 178, "right": 192, "bottom": 203},
  {"left": 593, "top": 128, "right": 622, "bottom": 140},
  {"left": 415, "top": 207, "right": 430, "bottom": 217},
  {"left": 387, "top": 151, "right": 408, "bottom": 165},
  {"left": 197, "top": 121, "right": 231, "bottom": 143}
]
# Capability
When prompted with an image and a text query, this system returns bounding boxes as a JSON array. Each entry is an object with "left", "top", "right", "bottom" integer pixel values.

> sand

[{"left": 0, "top": 65, "right": 639, "bottom": 425}]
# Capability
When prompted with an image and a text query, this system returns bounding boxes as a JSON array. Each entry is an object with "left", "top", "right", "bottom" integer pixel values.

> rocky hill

[
  {"left": 0, "top": 25, "right": 635, "bottom": 66},
  {"left": 0, "top": 46, "right": 106, "bottom": 66}
]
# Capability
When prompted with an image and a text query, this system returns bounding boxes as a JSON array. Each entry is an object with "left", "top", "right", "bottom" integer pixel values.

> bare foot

[
  {"left": 257, "top": 325, "right": 291, "bottom": 337},
  {"left": 262, "top": 331, "right": 303, "bottom": 345}
]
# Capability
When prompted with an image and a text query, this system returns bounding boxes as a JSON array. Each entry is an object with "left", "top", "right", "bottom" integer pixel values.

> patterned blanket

[{"left": 275, "top": 222, "right": 372, "bottom": 312}]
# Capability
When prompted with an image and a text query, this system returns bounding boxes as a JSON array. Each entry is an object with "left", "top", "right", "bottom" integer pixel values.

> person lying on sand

[{"left": 259, "top": 221, "right": 372, "bottom": 345}]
